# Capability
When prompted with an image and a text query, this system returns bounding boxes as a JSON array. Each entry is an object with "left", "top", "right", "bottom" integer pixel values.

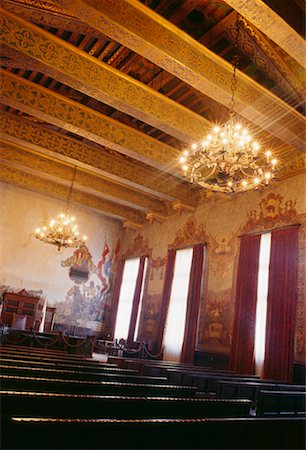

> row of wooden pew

[{"left": 0, "top": 343, "right": 305, "bottom": 449}]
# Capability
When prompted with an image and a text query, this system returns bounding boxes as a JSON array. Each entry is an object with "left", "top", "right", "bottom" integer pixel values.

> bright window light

[
  {"left": 114, "top": 258, "right": 140, "bottom": 341},
  {"left": 134, "top": 257, "right": 148, "bottom": 341},
  {"left": 163, "top": 247, "right": 193, "bottom": 362},
  {"left": 254, "top": 232, "right": 271, "bottom": 377}
]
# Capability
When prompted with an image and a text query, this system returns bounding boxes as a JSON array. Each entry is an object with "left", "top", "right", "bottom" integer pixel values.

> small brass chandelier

[
  {"left": 179, "top": 17, "right": 277, "bottom": 194},
  {"left": 35, "top": 166, "right": 87, "bottom": 251}
]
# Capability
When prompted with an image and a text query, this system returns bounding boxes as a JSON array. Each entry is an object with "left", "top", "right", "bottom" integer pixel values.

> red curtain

[
  {"left": 229, "top": 234, "right": 261, "bottom": 374},
  {"left": 156, "top": 249, "right": 176, "bottom": 353},
  {"left": 181, "top": 244, "right": 205, "bottom": 363},
  {"left": 127, "top": 256, "right": 146, "bottom": 345},
  {"left": 109, "top": 259, "right": 125, "bottom": 340},
  {"left": 263, "top": 226, "right": 298, "bottom": 382}
]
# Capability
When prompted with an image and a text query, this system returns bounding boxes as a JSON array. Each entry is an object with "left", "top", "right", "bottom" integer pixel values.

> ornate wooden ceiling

[{"left": 1, "top": 0, "right": 305, "bottom": 228}]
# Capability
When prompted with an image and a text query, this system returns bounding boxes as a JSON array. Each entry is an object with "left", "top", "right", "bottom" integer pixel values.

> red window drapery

[
  {"left": 264, "top": 226, "right": 298, "bottom": 382},
  {"left": 229, "top": 234, "right": 261, "bottom": 374}
]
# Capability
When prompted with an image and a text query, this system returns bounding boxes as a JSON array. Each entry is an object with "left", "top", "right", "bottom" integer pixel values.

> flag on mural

[{"left": 97, "top": 243, "right": 112, "bottom": 296}]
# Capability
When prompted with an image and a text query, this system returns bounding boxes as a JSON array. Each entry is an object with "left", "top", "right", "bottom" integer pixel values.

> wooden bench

[
  {"left": 0, "top": 357, "right": 136, "bottom": 374},
  {"left": 0, "top": 351, "right": 116, "bottom": 368},
  {"left": 0, "top": 364, "right": 167, "bottom": 384},
  {"left": 0, "top": 390, "right": 253, "bottom": 419},
  {"left": 2, "top": 416, "right": 304, "bottom": 449},
  {"left": 256, "top": 390, "right": 306, "bottom": 416},
  {"left": 0, "top": 374, "right": 198, "bottom": 397},
  {"left": 216, "top": 380, "right": 306, "bottom": 401}
]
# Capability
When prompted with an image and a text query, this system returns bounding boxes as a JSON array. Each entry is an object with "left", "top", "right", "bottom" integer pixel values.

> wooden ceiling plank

[
  {"left": 51, "top": 0, "right": 305, "bottom": 152},
  {"left": 0, "top": 8, "right": 211, "bottom": 143}
]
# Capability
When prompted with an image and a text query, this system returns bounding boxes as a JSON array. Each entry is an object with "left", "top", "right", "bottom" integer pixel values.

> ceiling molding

[
  {"left": 0, "top": 162, "right": 146, "bottom": 223},
  {"left": 0, "top": 111, "right": 198, "bottom": 205},
  {"left": 51, "top": 0, "right": 305, "bottom": 152},
  {"left": 0, "top": 8, "right": 211, "bottom": 143},
  {"left": 0, "top": 140, "right": 169, "bottom": 214},
  {"left": 223, "top": 0, "right": 306, "bottom": 68},
  {"left": 0, "top": 69, "right": 180, "bottom": 170}
]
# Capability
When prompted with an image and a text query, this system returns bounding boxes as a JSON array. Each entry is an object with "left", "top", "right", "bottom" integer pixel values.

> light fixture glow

[
  {"left": 35, "top": 166, "right": 87, "bottom": 251},
  {"left": 179, "top": 17, "right": 277, "bottom": 194}
]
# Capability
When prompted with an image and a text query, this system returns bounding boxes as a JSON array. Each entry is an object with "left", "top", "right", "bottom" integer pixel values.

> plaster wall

[{"left": 0, "top": 181, "right": 123, "bottom": 335}]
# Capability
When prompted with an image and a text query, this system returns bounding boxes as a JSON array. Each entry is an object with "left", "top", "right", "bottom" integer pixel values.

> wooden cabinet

[{"left": 1, "top": 289, "right": 41, "bottom": 330}]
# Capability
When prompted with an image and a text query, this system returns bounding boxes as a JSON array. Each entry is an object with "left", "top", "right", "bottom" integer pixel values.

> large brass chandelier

[
  {"left": 179, "top": 18, "right": 277, "bottom": 194},
  {"left": 35, "top": 166, "right": 87, "bottom": 251}
]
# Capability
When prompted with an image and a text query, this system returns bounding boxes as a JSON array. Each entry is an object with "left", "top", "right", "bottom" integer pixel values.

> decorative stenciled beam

[
  {"left": 52, "top": 0, "right": 305, "bottom": 152},
  {"left": 223, "top": 0, "right": 306, "bottom": 69},
  {"left": 0, "top": 111, "right": 198, "bottom": 205},
  {"left": 0, "top": 8, "right": 210, "bottom": 143},
  {"left": 0, "top": 140, "right": 168, "bottom": 215},
  {"left": 0, "top": 162, "right": 146, "bottom": 223},
  {"left": 0, "top": 69, "right": 179, "bottom": 170}
]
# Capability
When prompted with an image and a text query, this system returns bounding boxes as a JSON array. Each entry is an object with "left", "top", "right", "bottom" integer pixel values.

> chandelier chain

[{"left": 65, "top": 165, "right": 77, "bottom": 213}]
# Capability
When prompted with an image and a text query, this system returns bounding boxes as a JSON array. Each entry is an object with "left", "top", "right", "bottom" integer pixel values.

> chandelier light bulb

[{"left": 179, "top": 116, "right": 277, "bottom": 193}]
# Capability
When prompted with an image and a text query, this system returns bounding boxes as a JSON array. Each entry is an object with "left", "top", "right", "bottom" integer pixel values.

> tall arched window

[
  {"left": 113, "top": 256, "right": 148, "bottom": 342},
  {"left": 159, "top": 244, "right": 206, "bottom": 363}
]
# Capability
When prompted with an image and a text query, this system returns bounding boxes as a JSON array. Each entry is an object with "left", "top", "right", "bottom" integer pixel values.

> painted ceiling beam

[
  {"left": 52, "top": 0, "right": 305, "bottom": 152},
  {"left": 223, "top": 0, "right": 306, "bottom": 69},
  {"left": 0, "top": 111, "right": 198, "bottom": 206},
  {"left": 0, "top": 69, "right": 181, "bottom": 171},
  {"left": 0, "top": 140, "right": 169, "bottom": 215},
  {"left": 0, "top": 8, "right": 210, "bottom": 143},
  {"left": 0, "top": 162, "right": 146, "bottom": 223}
]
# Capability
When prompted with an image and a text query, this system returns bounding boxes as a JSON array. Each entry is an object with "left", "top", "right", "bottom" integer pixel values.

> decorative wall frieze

[
  {"left": 0, "top": 112, "right": 198, "bottom": 205},
  {"left": 52, "top": 0, "right": 305, "bottom": 152},
  {"left": 0, "top": 70, "right": 179, "bottom": 170},
  {"left": 0, "top": 140, "right": 168, "bottom": 215},
  {"left": 241, "top": 193, "right": 304, "bottom": 235},
  {"left": 172, "top": 201, "right": 196, "bottom": 215},
  {"left": 122, "top": 234, "right": 151, "bottom": 258},
  {"left": 145, "top": 211, "right": 167, "bottom": 224},
  {"left": 223, "top": 0, "right": 306, "bottom": 68},
  {"left": 169, "top": 217, "right": 209, "bottom": 248},
  {"left": 0, "top": 162, "right": 145, "bottom": 223},
  {"left": 0, "top": 8, "right": 211, "bottom": 143}
]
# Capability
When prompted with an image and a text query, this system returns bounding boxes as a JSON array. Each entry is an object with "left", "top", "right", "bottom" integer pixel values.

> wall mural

[
  {"left": 54, "top": 240, "right": 120, "bottom": 335},
  {"left": 170, "top": 217, "right": 209, "bottom": 248},
  {"left": 208, "top": 230, "right": 239, "bottom": 280},
  {"left": 198, "top": 288, "right": 233, "bottom": 349}
]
